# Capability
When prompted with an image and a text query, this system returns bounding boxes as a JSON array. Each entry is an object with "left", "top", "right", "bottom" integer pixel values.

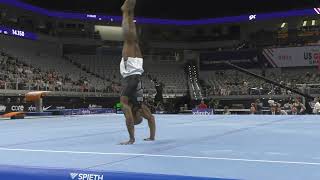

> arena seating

[
  {"left": 67, "top": 54, "right": 188, "bottom": 96},
  {"left": 201, "top": 68, "right": 320, "bottom": 96},
  {"left": 0, "top": 35, "right": 188, "bottom": 96},
  {"left": 0, "top": 35, "right": 106, "bottom": 92}
]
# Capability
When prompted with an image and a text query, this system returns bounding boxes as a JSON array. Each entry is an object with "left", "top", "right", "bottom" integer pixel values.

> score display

[{"left": 0, "top": 26, "right": 38, "bottom": 40}]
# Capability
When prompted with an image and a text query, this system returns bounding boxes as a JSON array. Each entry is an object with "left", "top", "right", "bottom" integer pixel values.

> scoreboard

[{"left": 0, "top": 26, "right": 38, "bottom": 40}]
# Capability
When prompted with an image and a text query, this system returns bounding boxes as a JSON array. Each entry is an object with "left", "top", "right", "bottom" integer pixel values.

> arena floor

[{"left": 0, "top": 114, "right": 319, "bottom": 180}]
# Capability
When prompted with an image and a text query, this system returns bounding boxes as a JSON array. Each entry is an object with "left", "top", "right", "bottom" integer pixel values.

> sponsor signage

[
  {"left": 0, "top": 105, "right": 7, "bottom": 112},
  {"left": 11, "top": 105, "right": 24, "bottom": 112},
  {"left": 0, "top": 164, "right": 232, "bottom": 180},
  {"left": 64, "top": 108, "right": 115, "bottom": 115},
  {"left": 2, "top": 102, "right": 114, "bottom": 114},
  {"left": 5, "top": 104, "right": 25, "bottom": 112},
  {"left": 192, "top": 108, "right": 214, "bottom": 115},
  {"left": 263, "top": 46, "right": 320, "bottom": 67},
  {"left": 249, "top": 14, "right": 257, "bottom": 21},
  {"left": 70, "top": 172, "right": 104, "bottom": 180},
  {"left": 28, "top": 105, "right": 52, "bottom": 112}
]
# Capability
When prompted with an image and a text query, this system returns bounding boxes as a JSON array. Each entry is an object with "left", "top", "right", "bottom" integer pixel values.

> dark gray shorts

[{"left": 121, "top": 75, "right": 143, "bottom": 106}]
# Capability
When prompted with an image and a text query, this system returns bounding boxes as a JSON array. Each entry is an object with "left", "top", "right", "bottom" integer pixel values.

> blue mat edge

[{"left": 0, "top": 164, "right": 238, "bottom": 180}]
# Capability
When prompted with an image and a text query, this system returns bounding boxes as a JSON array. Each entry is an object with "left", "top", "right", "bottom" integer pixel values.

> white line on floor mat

[{"left": 0, "top": 147, "right": 318, "bottom": 166}]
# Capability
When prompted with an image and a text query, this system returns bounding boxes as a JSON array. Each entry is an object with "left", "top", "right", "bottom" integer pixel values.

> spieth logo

[
  {"left": 70, "top": 173, "right": 78, "bottom": 179},
  {"left": 70, "top": 172, "right": 104, "bottom": 180},
  {"left": 12, "top": 29, "right": 25, "bottom": 37}
]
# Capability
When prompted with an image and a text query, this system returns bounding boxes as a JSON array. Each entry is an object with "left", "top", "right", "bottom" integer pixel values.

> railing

[
  {"left": 296, "top": 84, "right": 320, "bottom": 95},
  {"left": 0, "top": 82, "right": 114, "bottom": 97},
  {"left": 0, "top": 82, "right": 188, "bottom": 98},
  {"left": 1, "top": 82, "right": 96, "bottom": 92},
  {"left": 203, "top": 84, "right": 320, "bottom": 98}
]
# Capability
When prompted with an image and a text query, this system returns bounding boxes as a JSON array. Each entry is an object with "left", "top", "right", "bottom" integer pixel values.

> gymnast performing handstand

[{"left": 119, "top": 0, "right": 156, "bottom": 145}]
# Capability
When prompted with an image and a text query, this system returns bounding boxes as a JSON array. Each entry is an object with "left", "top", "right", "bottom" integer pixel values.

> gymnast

[{"left": 119, "top": 0, "right": 156, "bottom": 145}]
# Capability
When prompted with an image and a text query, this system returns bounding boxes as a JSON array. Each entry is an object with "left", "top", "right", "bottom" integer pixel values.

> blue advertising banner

[
  {"left": 63, "top": 108, "right": 115, "bottom": 115},
  {"left": 0, "top": 165, "right": 235, "bottom": 180}
]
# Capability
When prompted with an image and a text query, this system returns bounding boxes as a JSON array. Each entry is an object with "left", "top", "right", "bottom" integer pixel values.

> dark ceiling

[{"left": 21, "top": 0, "right": 317, "bottom": 19}]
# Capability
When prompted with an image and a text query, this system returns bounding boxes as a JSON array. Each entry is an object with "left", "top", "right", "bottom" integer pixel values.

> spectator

[
  {"left": 250, "top": 103, "right": 256, "bottom": 114},
  {"left": 313, "top": 97, "right": 320, "bottom": 115},
  {"left": 292, "top": 98, "right": 306, "bottom": 115},
  {"left": 198, "top": 100, "right": 208, "bottom": 109},
  {"left": 268, "top": 100, "right": 278, "bottom": 115},
  {"left": 255, "top": 99, "right": 263, "bottom": 114},
  {"left": 283, "top": 101, "right": 292, "bottom": 114},
  {"left": 16, "top": 97, "right": 21, "bottom": 104},
  {"left": 223, "top": 106, "right": 231, "bottom": 115},
  {"left": 273, "top": 103, "right": 283, "bottom": 115},
  {"left": 291, "top": 106, "right": 298, "bottom": 115},
  {"left": 277, "top": 103, "right": 288, "bottom": 115}
]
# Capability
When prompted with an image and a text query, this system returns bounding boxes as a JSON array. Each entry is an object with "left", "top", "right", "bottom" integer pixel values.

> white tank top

[{"left": 120, "top": 57, "right": 144, "bottom": 78}]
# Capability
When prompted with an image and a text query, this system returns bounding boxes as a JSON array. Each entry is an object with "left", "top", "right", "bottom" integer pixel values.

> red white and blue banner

[{"left": 263, "top": 46, "right": 320, "bottom": 68}]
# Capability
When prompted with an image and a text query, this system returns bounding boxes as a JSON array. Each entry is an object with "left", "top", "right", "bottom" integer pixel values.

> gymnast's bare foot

[
  {"left": 120, "top": 138, "right": 135, "bottom": 145},
  {"left": 121, "top": 0, "right": 136, "bottom": 12},
  {"left": 144, "top": 138, "right": 155, "bottom": 141}
]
